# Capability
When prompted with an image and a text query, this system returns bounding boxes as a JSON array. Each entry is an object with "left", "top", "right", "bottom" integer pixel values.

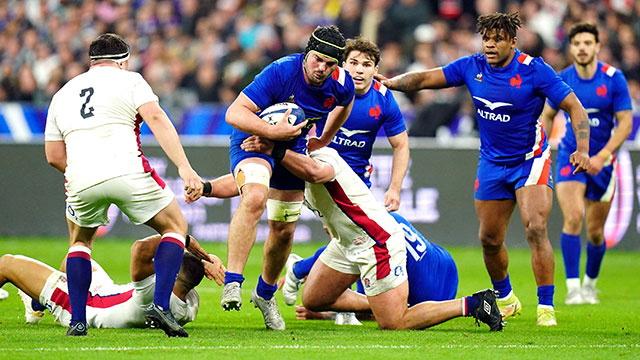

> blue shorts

[
  {"left": 474, "top": 150, "right": 553, "bottom": 201},
  {"left": 555, "top": 148, "right": 616, "bottom": 202},
  {"left": 406, "top": 243, "right": 458, "bottom": 306},
  {"left": 229, "top": 131, "right": 307, "bottom": 191}
]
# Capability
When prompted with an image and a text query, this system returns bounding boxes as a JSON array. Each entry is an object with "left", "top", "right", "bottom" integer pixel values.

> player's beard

[{"left": 574, "top": 51, "right": 596, "bottom": 67}]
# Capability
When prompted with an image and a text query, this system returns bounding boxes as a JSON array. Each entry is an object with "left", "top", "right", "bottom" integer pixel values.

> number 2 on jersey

[{"left": 79, "top": 87, "right": 95, "bottom": 119}]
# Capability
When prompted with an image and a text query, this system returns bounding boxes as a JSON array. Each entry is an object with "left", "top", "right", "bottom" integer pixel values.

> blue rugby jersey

[
  {"left": 550, "top": 62, "right": 632, "bottom": 156},
  {"left": 315, "top": 79, "right": 405, "bottom": 181},
  {"left": 443, "top": 49, "right": 572, "bottom": 165},
  {"left": 231, "top": 53, "right": 355, "bottom": 147}
]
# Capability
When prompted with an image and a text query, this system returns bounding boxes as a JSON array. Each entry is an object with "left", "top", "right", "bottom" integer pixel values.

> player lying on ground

[
  {"left": 279, "top": 211, "right": 458, "bottom": 324},
  {"left": 193, "top": 139, "right": 504, "bottom": 331},
  {"left": 0, "top": 235, "right": 225, "bottom": 329}
]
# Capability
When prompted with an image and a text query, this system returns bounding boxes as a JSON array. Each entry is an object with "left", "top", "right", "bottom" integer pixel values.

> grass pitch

[{"left": 0, "top": 237, "right": 638, "bottom": 359}]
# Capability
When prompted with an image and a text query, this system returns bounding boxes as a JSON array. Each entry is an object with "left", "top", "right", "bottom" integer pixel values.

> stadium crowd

[{"left": 0, "top": 0, "right": 639, "bottom": 137}]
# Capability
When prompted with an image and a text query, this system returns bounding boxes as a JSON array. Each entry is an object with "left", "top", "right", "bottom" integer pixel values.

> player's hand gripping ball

[{"left": 259, "top": 102, "right": 306, "bottom": 126}]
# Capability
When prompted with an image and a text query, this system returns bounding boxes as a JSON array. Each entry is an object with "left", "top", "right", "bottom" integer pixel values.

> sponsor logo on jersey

[
  {"left": 394, "top": 265, "right": 404, "bottom": 277},
  {"left": 340, "top": 127, "right": 370, "bottom": 138},
  {"left": 596, "top": 84, "right": 607, "bottom": 98},
  {"left": 474, "top": 72, "right": 483, "bottom": 82},
  {"left": 473, "top": 96, "right": 512, "bottom": 122},
  {"left": 510, "top": 74, "right": 522, "bottom": 88},
  {"left": 331, "top": 135, "right": 367, "bottom": 148},
  {"left": 369, "top": 105, "right": 381, "bottom": 119},
  {"left": 354, "top": 236, "right": 367, "bottom": 245},
  {"left": 363, "top": 278, "right": 371, "bottom": 288},
  {"left": 323, "top": 96, "right": 336, "bottom": 108}
]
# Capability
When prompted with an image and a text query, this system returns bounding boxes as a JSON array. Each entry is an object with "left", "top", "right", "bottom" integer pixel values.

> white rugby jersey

[
  {"left": 44, "top": 66, "right": 159, "bottom": 192},
  {"left": 304, "top": 147, "right": 402, "bottom": 250}
]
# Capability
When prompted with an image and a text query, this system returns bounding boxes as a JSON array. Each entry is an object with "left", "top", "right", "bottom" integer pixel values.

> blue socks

[
  {"left": 32, "top": 299, "right": 45, "bottom": 312},
  {"left": 293, "top": 246, "right": 326, "bottom": 279},
  {"left": 66, "top": 246, "right": 92, "bottom": 325},
  {"left": 561, "top": 232, "right": 581, "bottom": 279},
  {"left": 464, "top": 295, "right": 479, "bottom": 316},
  {"left": 256, "top": 275, "right": 277, "bottom": 300},
  {"left": 153, "top": 233, "right": 185, "bottom": 311},
  {"left": 586, "top": 242, "right": 606, "bottom": 279},
  {"left": 225, "top": 272, "right": 245, "bottom": 285},
  {"left": 492, "top": 274, "right": 512, "bottom": 299},
  {"left": 537, "top": 285, "right": 555, "bottom": 307}
]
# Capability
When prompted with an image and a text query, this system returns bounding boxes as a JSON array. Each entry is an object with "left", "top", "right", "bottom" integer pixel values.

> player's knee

[
  {"left": 587, "top": 231, "right": 605, "bottom": 246},
  {"left": 240, "top": 188, "right": 269, "bottom": 215},
  {"left": 524, "top": 222, "right": 547, "bottom": 244},
  {"left": 479, "top": 232, "right": 503, "bottom": 248},
  {"left": 0, "top": 254, "right": 15, "bottom": 272},
  {"left": 269, "top": 221, "right": 297, "bottom": 241},
  {"left": 267, "top": 199, "right": 303, "bottom": 224},
  {"left": 564, "top": 210, "right": 584, "bottom": 231}
]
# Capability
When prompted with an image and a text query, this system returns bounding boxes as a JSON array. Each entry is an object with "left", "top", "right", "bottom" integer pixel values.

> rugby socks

[
  {"left": 293, "top": 245, "right": 326, "bottom": 279},
  {"left": 31, "top": 299, "right": 45, "bottom": 312},
  {"left": 586, "top": 242, "right": 606, "bottom": 279},
  {"left": 153, "top": 233, "right": 185, "bottom": 311},
  {"left": 537, "top": 285, "right": 555, "bottom": 307},
  {"left": 561, "top": 233, "right": 581, "bottom": 279},
  {"left": 256, "top": 275, "right": 277, "bottom": 301},
  {"left": 462, "top": 296, "right": 479, "bottom": 316},
  {"left": 224, "top": 272, "right": 245, "bottom": 286},
  {"left": 492, "top": 274, "right": 513, "bottom": 300},
  {"left": 66, "top": 246, "right": 92, "bottom": 325}
]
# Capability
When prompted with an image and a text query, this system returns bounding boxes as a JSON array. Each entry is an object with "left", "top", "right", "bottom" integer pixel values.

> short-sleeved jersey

[
  {"left": 550, "top": 62, "right": 632, "bottom": 155},
  {"left": 304, "top": 147, "right": 401, "bottom": 250},
  {"left": 45, "top": 66, "right": 160, "bottom": 193},
  {"left": 230, "top": 53, "right": 355, "bottom": 149},
  {"left": 315, "top": 80, "right": 405, "bottom": 181},
  {"left": 443, "top": 49, "right": 572, "bottom": 165}
]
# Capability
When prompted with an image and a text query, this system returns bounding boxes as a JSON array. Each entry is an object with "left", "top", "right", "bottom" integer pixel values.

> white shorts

[
  {"left": 319, "top": 232, "right": 407, "bottom": 297},
  {"left": 65, "top": 173, "right": 174, "bottom": 227},
  {"left": 39, "top": 269, "right": 155, "bottom": 328}
]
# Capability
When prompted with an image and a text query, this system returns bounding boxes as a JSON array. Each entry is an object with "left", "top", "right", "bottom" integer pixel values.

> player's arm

[
  {"left": 385, "top": 131, "right": 409, "bottom": 212},
  {"left": 308, "top": 97, "right": 354, "bottom": 152},
  {"left": 138, "top": 101, "right": 203, "bottom": 195},
  {"left": 225, "top": 93, "right": 306, "bottom": 141},
  {"left": 589, "top": 109, "right": 632, "bottom": 175},
  {"left": 44, "top": 140, "right": 67, "bottom": 173},
  {"left": 557, "top": 92, "right": 590, "bottom": 174},
  {"left": 375, "top": 68, "right": 448, "bottom": 92},
  {"left": 185, "top": 173, "right": 240, "bottom": 203},
  {"left": 539, "top": 102, "right": 558, "bottom": 139},
  {"left": 241, "top": 136, "right": 335, "bottom": 183}
]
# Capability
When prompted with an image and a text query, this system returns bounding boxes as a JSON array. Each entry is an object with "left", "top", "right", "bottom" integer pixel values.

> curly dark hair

[
  {"left": 568, "top": 22, "right": 599, "bottom": 43},
  {"left": 476, "top": 12, "right": 522, "bottom": 40},
  {"left": 344, "top": 36, "right": 381, "bottom": 65}
]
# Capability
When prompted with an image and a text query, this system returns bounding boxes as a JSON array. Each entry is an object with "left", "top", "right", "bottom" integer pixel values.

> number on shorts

[{"left": 79, "top": 87, "right": 95, "bottom": 119}]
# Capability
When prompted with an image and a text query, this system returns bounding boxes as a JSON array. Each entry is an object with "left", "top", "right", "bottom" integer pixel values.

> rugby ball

[{"left": 259, "top": 102, "right": 306, "bottom": 126}]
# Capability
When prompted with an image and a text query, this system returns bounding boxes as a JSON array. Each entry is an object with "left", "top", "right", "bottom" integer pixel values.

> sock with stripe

[
  {"left": 491, "top": 274, "right": 512, "bottom": 300},
  {"left": 586, "top": 242, "right": 606, "bottom": 279},
  {"left": 537, "top": 285, "right": 555, "bottom": 307},
  {"left": 224, "top": 272, "right": 245, "bottom": 286},
  {"left": 66, "top": 246, "right": 92, "bottom": 325},
  {"left": 293, "top": 245, "right": 326, "bottom": 279},
  {"left": 153, "top": 233, "right": 185, "bottom": 311},
  {"left": 561, "top": 233, "right": 581, "bottom": 279},
  {"left": 256, "top": 275, "right": 277, "bottom": 301},
  {"left": 462, "top": 296, "right": 480, "bottom": 316}
]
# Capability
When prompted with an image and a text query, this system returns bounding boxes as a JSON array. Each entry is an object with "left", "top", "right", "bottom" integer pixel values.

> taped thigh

[
  {"left": 266, "top": 199, "right": 303, "bottom": 222},
  {"left": 235, "top": 163, "right": 270, "bottom": 190}
]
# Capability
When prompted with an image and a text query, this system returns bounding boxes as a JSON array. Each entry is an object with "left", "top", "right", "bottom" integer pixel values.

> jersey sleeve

[
  {"left": 131, "top": 73, "right": 160, "bottom": 109},
  {"left": 44, "top": 94, "right": 63, "bottom": 141},
  {"left": 242, "top": 62, "right": 283, "bottom": 111},
  {"left": 442, "top": 56, "right": 472, "bottom": 87},
  {"left": 612, "top": 71, "right": 632, "bottom": 113},
  {"left": 309, "top": 147, "right": 341, "bottom": 182},
  {"left": 534, "top": 60, "right": 572, "bottom": 107},
  {"left": 382, "top": 91, "right": 406, "bottom": 137},
  {"left": 338, "top": 70, "right": 355, "bottom": 107}
]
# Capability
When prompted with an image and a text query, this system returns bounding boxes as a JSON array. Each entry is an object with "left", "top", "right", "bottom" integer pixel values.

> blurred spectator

[{"left": 0, "top": 0, "right": 636, "bottom": 139}]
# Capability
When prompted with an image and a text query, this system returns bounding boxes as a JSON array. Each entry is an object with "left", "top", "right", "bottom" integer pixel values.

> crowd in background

[{"left": 1, "top": 0, "right": 639, "bottom": 138}]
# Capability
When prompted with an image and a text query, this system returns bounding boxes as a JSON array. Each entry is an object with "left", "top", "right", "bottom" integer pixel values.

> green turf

[{"left": 1, "top": 237, "right": 639, "bottom": 359}]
